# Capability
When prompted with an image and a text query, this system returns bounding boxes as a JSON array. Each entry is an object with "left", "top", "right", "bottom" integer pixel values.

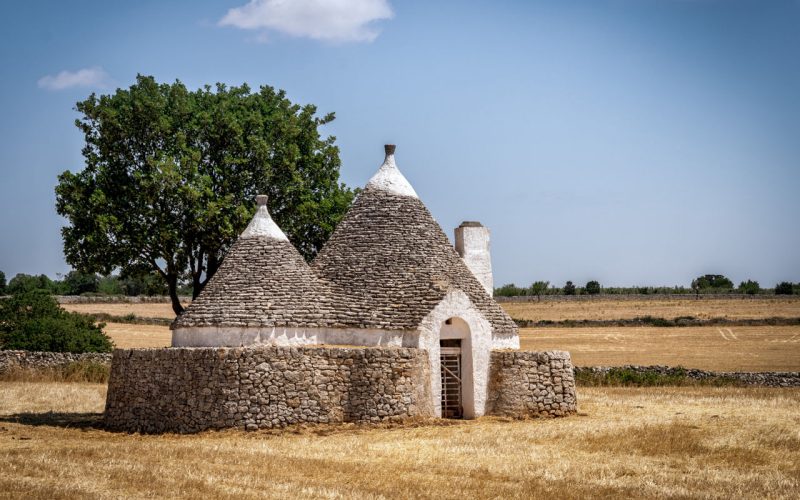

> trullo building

[{"left": 104, "top": 145, "right": 576, "bottom": 432}]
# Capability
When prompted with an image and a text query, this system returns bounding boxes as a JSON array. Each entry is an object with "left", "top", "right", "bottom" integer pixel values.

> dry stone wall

[
  {"left": 0, "top": 350, "right": 111, "bottom": 373},
  {"left": 487, "top": 350, "right": 577, "bottom": 417},
  {"left": 575, "top": 365, "right": 800, "bottom": 387},
  {"left": 104, "top": 346, "right": 433, "bottom": 433}
]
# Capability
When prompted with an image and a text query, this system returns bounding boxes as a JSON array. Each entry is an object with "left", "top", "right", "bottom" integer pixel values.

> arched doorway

[{"left": 439, "top": 317, "right": 474, "bottom": 419}]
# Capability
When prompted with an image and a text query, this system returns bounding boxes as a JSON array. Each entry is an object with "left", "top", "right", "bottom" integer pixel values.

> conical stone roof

[
  {"left": 173, "top": 195, "right": 337, "bottom": 329},
  {"left": 311, "top": 146, "right": 518, "bottom": 335}
]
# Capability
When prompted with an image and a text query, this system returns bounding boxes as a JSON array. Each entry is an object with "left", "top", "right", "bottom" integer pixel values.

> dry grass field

[
  {"left": 520, "top": 325, "right": 800, "bottom": 371},
  {"left": 0, "top": 382, "right": 797, "bottom": 499},
  {"left": 61, "top": 302, "right": 180, "bottom": 319},
  {"left": 501, "top": 297, "right": 800, "bottom": 322},
  {"left": 103, "top": 322, "right": 171, "bottom": 348}
]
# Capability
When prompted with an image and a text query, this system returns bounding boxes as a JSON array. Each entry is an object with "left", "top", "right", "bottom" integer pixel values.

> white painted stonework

[
  {"left": 172, "top": 326, "right": 417, "bottom": 348},
  {"left": 417, "top": 289, "right": 494, "bottom": 419},
  {"left": 365, "top": 152, "right": 419, "bottom": 198},
  {"left": 454, "top": 223, "right": 493, "bottom": 295},
  {"left": 240, "top": 199, "right": 289, "bottom": 240}
]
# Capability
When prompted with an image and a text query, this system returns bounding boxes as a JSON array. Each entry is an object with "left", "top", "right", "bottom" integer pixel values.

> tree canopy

[
  {"left": 691, "top": 274, "right": 734, "bottom": 291},
  {"left": 0, "top": 290, "right": 113, "bottom": 353},
  {"left": 56, "top": 75, "right": 355, "bottom": 314}
]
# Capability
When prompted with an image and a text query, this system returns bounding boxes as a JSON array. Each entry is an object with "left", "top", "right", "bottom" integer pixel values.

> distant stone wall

[
  {"left": 0, "top": 350, "right": 112, "bottom": 373},
  {"left": 55, "top": 295, "right": 191, "bottom": 304},
  {"left": 495, "top": 294, "right": 797, "bottom": 303},
  {"left": 487, "top": 351, "right": 577, "bottom": 417},
  {"left": 575, "top": 365, "right": 800, "bottom": 388},
  {"left": 104, "top": 346, "right": 434, "bottom": 433}
]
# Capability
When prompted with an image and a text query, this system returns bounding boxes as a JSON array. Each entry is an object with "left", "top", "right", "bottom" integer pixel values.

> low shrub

[{"left": 0, "top": 290, "right": 113, "bottom": 353}]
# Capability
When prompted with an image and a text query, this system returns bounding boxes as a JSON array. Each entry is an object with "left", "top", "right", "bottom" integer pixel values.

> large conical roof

[
  {"left": 173, "top": 195, "right": 337, "bottom": 329},
  {"left": 311, "top": 146, "right": 517, "bottom": 334}
]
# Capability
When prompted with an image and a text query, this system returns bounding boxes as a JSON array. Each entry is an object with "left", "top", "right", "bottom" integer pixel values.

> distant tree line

[
  {"left": 494, "top": 275, "right": 800, "bottom": 297},
  {"left": 1, "top": 269, "right": 798, "bottom": 298},
  {"left": 0, "top": 270, "right": 193, "bottom": 297}
]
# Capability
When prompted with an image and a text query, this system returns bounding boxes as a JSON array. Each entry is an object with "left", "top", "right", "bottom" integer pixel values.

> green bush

[
  {"left": 738, "top": 280, "right": 760, "bottom": 295},
  {"left": 563, "top": 281, "right": 576, "bottom": 295},
  {"left": 585, "top": 280, "right": 601, "bottom": 295},
  {"left": 0, "top": 270, "right": 6, "bottom": 295},
  {"left": 775, "top": 282, "right": 795, "bottom": 295},
  {"left": 0, "top": 290, "right": 113, "bottom": 353}
]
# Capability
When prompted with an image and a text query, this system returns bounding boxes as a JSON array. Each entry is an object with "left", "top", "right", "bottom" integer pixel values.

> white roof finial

[
  {"left": 365, "top": 144, "right": 418, "bottom": 198},
  {"left": 241, "top": 194, "right": 289, "bottom": 240}
]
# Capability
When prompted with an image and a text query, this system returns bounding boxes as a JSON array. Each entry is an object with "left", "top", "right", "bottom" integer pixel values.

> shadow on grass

[{"left": 0, "top": 412, "right": 104, "bottom": 430}]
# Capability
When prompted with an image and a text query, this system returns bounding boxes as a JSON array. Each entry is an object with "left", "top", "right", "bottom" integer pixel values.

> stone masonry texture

[
  {"left": 486, "top": 350, "right": 578, "bottom": 417},
  {"left": 104, "top": 346, "right": 435, "bottom": 433},
  {"left": 0, "top": 350, "right": 112, "bottom": 373}
]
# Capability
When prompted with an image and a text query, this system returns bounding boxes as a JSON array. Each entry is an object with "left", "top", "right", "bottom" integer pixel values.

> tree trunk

[{"left": 167, "top": 273, "right": 184, "bottom": 316}]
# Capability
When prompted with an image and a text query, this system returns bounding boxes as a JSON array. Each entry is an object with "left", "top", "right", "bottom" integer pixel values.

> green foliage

[
  {"left": 0, "top": 270, "right": 5, "bottom": 295},
  {"left": 585, "top": 280, "right": 601, "bottom": 295},
  {"left": 563, "top": 281, "right": 576, "bottom": 296},
  {"left": 775, "top": 282, "right": 795, "bottom": 295},
  {"left": 494, "top": 283, "right": 525, "bottom": 297},
  {"left": 0, "top": 290, "right": 113, "bottom": 353},
  {"left": 7, "top": 273, "right": 58, "bottom": 294},
  {"left": 120, "top": 270, "right": 169, "bottom": 296},
  {"left": 529, "top": 281, "right": 550, "bottom": 300},
  {"left": 55, "top": 75, "right": 355, "bottom": 314},
  {"left": 62, "top": 270, "right": 99, "bottom": 295},
  {"left": 691, "top": 274, "right": 734, "bottom": 291},
  {"left": 97, "top": 275, "right": 124, "bottom": 295},
  {"left": 737, "top": 280, "right": 760, "bottom": 295}
]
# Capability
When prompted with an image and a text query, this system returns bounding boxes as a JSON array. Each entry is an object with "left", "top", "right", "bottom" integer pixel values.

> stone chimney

[{"left": 454, "top": 221, "right": 493, "bottom": 296}]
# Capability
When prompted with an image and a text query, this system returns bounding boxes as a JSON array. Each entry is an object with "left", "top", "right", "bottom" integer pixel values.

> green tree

[
  {"left": 0, "top": 270, "right": 5, "bottom": 295},
  {"left": 97, "top": 275, "right": 124, "bottom": 295},
  {"left": 529, "top": 281, "right": 550, "bottom": 301},
  {"left": 494, "top": 283, "right": 524, "bottom": 297},
  {"left": 563, "top": 281, "right": 576, "bottom": 296},
  {"left": 585, "top": 280, "right": 601, "bottom": 295},
  {"left": 63, "top": 270, "right": 99, "bottom": 295},
  {"left": 7, "top": 273, "right": 56, "bottom": 295},
  {"left": 56, "top": 75, "right": 355, "bottom": 315},
  {"left": 737, "top": 280, "right": 760, "bottom": 295},
  {"left": 775, "top": 282, "right": 794, "bottom": 295},
  {"left": 691, "top": 274, "right": 734, "bottom": 292},
  {"left": 0, "top": 290, "right": 112, "bottom": 353}
]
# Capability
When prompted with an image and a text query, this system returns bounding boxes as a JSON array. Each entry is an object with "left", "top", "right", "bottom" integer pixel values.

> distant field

[
  {"left": 520, "top": 326, "right": 800, "bottom": 371},
  {"left": 76, "top": 298, "right": 800, "bottom": 370},
  {"left": 103, "top": 322, "right": 171, "bottom": 348},
  {"left": 1, "top": 382, "right": 797, "bottom": 499},
  {"left": 501, "top": 297, "right": 800, "bottom": 322},
  {"left": 61, "top": 302, "right": 180, "bottom": 320}
]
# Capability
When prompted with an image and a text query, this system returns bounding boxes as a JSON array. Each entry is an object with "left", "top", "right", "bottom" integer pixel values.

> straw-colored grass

[
  {"left": 521, "top": 325, "right": 800, "bottom": 371},
  {"left": 502, "top": 296, "right": 800, "bottom": 322},
  {"left": 102, "top": 322, "right": 171, "bottom": 348},
  {"left": 0, "top": 382, "right": 797, "bottom": 499},
  {"left": 61, "top": 302, "right": 181, "bottom": 320}
]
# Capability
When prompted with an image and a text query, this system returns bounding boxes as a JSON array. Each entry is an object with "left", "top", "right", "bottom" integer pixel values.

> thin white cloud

[
  {"left": 37, "top": 66, "right": 113, "bottom": 91},
  {"left": 220, "top": 0, "right": 393, "bottom": 43}
]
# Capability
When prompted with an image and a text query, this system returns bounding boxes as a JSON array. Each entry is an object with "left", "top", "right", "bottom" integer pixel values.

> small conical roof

[
  {"left": 173, "top": 195, "right": 335, "bottom": 329},
  {"left": 311, "top": 146, "right": 517, "bottom": 334}
]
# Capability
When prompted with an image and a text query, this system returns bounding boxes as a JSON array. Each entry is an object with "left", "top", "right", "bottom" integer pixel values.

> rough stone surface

[
  {"left": 173, "top": 236, "right": 341, "bottom": 330},
  {"left": 311, "top": 186, "right": 518, "bottom": 335},
  {"left": 486, "top": 350, "right": 578, "bottom": 418},
  {"left": 103, "top": 346, "right": 434, "bottom": 433},
  {"left": 574, "top": 365, "right": 800, "bottom": 387},
  {"left": 0, "top": 350, "right": 112, "bottom": 372}
]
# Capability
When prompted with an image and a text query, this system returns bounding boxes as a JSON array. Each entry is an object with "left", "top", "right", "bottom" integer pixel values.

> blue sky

[{"left": 0, "top": 0, "right": 798, "bottom": 288}]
